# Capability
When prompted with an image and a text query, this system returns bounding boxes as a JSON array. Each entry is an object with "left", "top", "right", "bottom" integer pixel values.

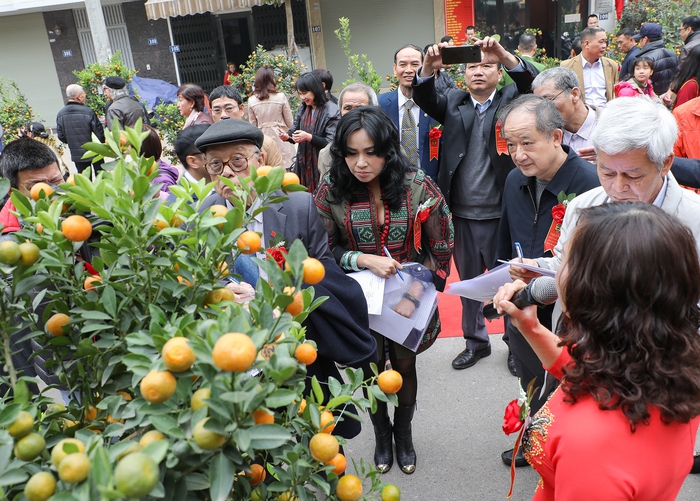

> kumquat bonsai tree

[{"left": 0, "top": 121, "right": 402, "bottom": 501}]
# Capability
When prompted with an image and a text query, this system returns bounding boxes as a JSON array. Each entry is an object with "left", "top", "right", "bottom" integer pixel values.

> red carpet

[{"left": 438, "top": 259, "right": 504, "bottom": 338}]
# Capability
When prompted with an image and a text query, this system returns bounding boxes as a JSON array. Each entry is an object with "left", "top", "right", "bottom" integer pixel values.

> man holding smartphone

[{"left": 412, "top": 37, "right": 539, "bottom": 372}]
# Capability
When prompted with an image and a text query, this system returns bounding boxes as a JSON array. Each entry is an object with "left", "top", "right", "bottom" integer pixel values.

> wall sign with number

[
  {"left": 169, "top": 45, "right": 181, "bottom": 53},
  {"left": 148, "top": 38, "right": 158, "bottom": 46}
]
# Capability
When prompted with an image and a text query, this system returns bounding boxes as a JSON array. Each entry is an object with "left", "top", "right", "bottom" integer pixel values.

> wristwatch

[{"left": 402, "top": 292, "right": 420, "bottom": 309}]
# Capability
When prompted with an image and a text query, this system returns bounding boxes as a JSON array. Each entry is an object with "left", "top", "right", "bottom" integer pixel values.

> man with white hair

[
  {"left": 317, "top": 82, "right": 379, "bottom": 178},
  {"left": 56, "top": 84, "right": 105, "bottom": 174},
  {"left": 510, "top": 96, "right": 700, "bottom": 280}
]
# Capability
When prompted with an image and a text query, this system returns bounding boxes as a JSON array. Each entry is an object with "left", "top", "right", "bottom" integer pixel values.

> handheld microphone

[{"left": 483, "top": 276, "right": 558, "bottom": 320}]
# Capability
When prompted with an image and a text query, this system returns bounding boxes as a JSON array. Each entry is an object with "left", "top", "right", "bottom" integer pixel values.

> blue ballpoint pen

[
  {"left": 514, "top": 242, "right": 524, "bottom": 263},
  {"left": 382, "top": 246, "right": 405, "bottom": 281}
]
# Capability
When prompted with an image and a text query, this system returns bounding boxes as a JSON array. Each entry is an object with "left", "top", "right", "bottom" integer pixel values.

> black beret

[
  {"left": 104, "top": 76, "right": 126, "bottom": 89},
  {"left": 194, "top": 118, "right": 265, "bottom": 151}
]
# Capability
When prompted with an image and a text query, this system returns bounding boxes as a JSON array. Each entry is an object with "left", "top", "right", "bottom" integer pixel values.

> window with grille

[{"left": 74, "top": 4, "right": 135, "bottom": 69}]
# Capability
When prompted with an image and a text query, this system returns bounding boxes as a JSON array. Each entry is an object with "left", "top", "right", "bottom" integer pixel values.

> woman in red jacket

[{"left": 495, "top": 203, "right": 700, "bottom": 501}]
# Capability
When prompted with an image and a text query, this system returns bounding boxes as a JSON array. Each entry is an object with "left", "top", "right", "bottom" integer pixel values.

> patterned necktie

[{"left": 401, "top": 100, "right": 419, "bottom": 166}]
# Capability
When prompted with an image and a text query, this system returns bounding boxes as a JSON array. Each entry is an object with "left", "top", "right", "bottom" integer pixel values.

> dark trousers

[
  {"left": 452, "top": 216, "right": 500, "bottom": 350},
  {"left": 505, "top": 306, "right": 557, "bottom": 415}
]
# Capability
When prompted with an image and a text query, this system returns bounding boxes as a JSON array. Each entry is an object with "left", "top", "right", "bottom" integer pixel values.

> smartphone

[{"left": 440, "top": 45, "right": 481, "bottom": 65}]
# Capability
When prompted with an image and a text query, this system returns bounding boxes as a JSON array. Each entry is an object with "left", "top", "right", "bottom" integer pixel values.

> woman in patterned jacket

[{"left": 314, "top": 106, "right": 453, "bottom": 475}]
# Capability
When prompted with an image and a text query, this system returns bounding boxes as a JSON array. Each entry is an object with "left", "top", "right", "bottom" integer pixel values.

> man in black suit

[
  {"left": 413, "top": 37, "right": 539, "bottom": 371},
  {"left": 194, "top": 119, "right": 377, "bottom": 439}
]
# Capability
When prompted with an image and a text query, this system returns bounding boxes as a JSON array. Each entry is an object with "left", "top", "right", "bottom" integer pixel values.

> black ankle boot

[
  {"left": 393, "top": 403, "right": 416, "bottom": 474},
  {"left": 369, "top": 401, "right": 393, "bottom": 473}
]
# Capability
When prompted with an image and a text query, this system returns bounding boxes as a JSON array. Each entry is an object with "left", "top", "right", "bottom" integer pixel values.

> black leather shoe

[
  {"left": 501, "top": 447, "right": 528, "bottom": 468},
  {"left": 691, "top": 452, "right": 700, "bottom": 474},
  {"left": 507, "top": 350, "right": 518, "bottom": 377},
  {"left": 452, "top": 346, "right": 491, "bottom": 370}
]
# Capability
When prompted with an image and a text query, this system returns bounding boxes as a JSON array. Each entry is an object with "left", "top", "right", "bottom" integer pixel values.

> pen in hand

[
  {"left": 514, "top": 242, "right": 524, "bottom": 264},
  {"left": 382, "top": 246, "right": 405, "bottom": 281}
]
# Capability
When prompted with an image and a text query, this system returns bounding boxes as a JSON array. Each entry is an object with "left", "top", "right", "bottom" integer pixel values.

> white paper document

[
  {"left": 369, "top": 277, "right": 439, "bottom": 352},
  {"left": 348, "top": 270, "right": 386, "bottom": 315},
  {"left": 496, "top": 259, "right": 557, "bottom": 278},
  {"left": 444, "top": 263, "right": 514, "bottom": 302}
]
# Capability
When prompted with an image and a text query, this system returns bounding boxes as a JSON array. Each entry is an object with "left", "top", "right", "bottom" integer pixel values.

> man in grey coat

[{"left": 103, "top": 76, "right": 147, "bottom": 129}]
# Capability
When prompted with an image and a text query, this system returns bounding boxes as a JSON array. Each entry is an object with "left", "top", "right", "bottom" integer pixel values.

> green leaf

[
  {"left": 102, "top": 285, "right": 117, "bottom": 317},
  {"left": 247, "top": 424, "right": 292, "bottom": 449},
  {"left": 150, "top": 414, "right": 179, "bottom": 434},
  {"left": 185, "top": 472, "right": 210, "bottom": 491},
  {"left": 142, "top": 438, "right": 169, "bottom": 464},
  {"left": 325, "top": 395, "right": 352, "bottom": 410},
  {"left": 0, "top": 403, "right": 22, "bottom": 427},
  {"left": 14, "top": 274, "right": 47, "bottom": 297},
  {"left": 91, "top": 444, "right": 112, "bottom": 490},
  {"left": 0, "top": 441, "right": 14, "bottom": 473},
  {"left": 0, "top": 178, "right": 9, "bottom": 200},
  {"left": 311, "top": 376, "right": 324, "bottom": 406},
  {"left": 209, "top": 451, "right": 235, "bottom": 501},
  {"left": 12, "top": 380, "right": 29, "bottom": 405},
  {"left": 265, "top": 389, "right": 297, "bottom": 409},
  {"left": 232, "top": 428, "right": 251, "bottom": 452},
  {"left": 0, "top": 467, "right": 28, "bottom": 486}
]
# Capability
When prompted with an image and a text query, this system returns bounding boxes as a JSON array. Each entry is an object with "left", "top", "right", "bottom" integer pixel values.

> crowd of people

[{"left": 4, "top": 13, "right": 700, "bottom": 500}]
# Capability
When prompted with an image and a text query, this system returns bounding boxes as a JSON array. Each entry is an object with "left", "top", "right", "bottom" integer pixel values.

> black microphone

[{"left": 483, "top": 276, "right": 558, "bottom": 320}]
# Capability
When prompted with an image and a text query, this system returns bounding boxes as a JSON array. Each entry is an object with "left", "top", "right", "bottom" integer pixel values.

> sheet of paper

[
  {"left": 444, "top": 263, "right": 513, "bottom": 301},
  {"left": 496, "top": 259, "right": 557, "bottom": 278},
  {"left": 348, "top": 269, "right": 385, "bottom": 315},
  {"left": 370, "top": 280, "right": 439, "bottom": 352}
]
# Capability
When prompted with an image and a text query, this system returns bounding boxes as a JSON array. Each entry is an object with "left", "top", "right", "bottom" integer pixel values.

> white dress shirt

[
  {"left": 562, "top": 106, "right": 597, "bottom": 152},
  {"left": 581, "top": 54, "right": 607, "bottom": 109}
]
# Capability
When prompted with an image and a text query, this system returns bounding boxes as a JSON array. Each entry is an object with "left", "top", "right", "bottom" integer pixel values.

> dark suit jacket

[
  {"left": 199, "top": 190, "right": 377, "bottom": 437},
  {"left": 412, "top": 60, "right": 539, "bottom": 206},
  {"left": 378, "top": 90, "right": 440, "bottom": 180}
]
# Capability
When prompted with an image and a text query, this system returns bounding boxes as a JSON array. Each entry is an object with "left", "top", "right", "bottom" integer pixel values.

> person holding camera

[{"left": 412, "top": 37, "right": 539, "bottom": 373}]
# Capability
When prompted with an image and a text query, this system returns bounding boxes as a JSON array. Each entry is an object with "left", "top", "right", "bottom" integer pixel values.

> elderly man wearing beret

[
  {"left": 103, "top": 76, "right": 148, "bottom": 129},
  {"left": 194, "top": 118, "right": 378, "bottom": 441}
]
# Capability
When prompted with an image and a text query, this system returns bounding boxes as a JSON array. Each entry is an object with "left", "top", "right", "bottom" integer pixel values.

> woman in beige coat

[{"left": 247, "top": 67, "right": 296, "bottom": 169}]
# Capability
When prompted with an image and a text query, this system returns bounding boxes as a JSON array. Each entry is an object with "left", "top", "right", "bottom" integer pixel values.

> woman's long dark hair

[
  {"left": 558, "top": 202, "right": 700, "bottom": 430},
  {"left": 253, "top": 67, "right": 277, "bottom": 101},
  {"left": 671, "top": 44, "right": 700, "bottom": 93},
  {"left": 295, "top": 72, "right": 328, "bottom": 108},
  {"left": 327, "top": 107, "right": 410, "bottom": 211}
]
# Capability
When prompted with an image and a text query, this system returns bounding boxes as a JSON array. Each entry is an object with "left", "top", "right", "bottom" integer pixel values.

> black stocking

[{"left": 388, "top": 342, "right": 417, "bottom": 407}]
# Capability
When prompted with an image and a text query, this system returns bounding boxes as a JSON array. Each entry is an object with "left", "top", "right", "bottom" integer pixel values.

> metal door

[{"left": 171, "top": 13, "right": 221, "bottom": 94}]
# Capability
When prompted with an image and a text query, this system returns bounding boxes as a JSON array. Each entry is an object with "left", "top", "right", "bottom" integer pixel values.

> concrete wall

[
  {"left": 122, "top": 1, "right": 177, "bottom": 86},
  {"left": 319, "top": 0, "right": 436, "bottom": 93},
  {"left": 0, "top": 12, "right": 65, "bottom": 128}
]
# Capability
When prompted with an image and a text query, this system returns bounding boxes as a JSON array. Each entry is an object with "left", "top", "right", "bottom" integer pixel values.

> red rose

[
  {"left": 502, "top": 399, "right": 523, "bottom": 435},
  {"left": 267, "top": 247, "right": 287, "bottom": 269},
  {"left": 429, "top": 127, "right": 442, "bottom": 139},
  {"left": 551, "top": 204, "right": 566, "bottom": 225}
]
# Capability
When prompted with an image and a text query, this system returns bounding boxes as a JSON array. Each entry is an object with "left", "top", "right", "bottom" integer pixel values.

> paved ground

[{"left": 343, "top": 335, "right": 700, "bottom": 501}]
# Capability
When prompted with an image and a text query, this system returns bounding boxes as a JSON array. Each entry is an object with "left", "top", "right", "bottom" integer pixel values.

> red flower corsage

[
  {"left": 429, "top": 126, "right": 442, "bottom": 161},
  {"left": 504, "top": 378, "right": 537, "bottom": 498},
  {"left": 266, "top": 232, "right": 287, "bottom": 269},
  {"left": 413, "top": 197, "right": 438, "bottom": 252},
  {"left": 544, "top": 191, "right": 576, "bottom": 255}
]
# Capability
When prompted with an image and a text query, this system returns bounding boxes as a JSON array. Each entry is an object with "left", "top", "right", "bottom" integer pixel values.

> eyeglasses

[
  {"left": 211, "top": 105, "right": 240, "bottom": 116},
  {"left": 544, "top": 90, "right": 566, "bottom": 101},
  {"left": 205, "top": 154, "right": 256, "bottom": 174}
]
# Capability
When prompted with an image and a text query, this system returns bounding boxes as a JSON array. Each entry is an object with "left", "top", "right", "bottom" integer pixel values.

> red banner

[{"left": 445, "top": 0, "right": 475, "bottom": 45}]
